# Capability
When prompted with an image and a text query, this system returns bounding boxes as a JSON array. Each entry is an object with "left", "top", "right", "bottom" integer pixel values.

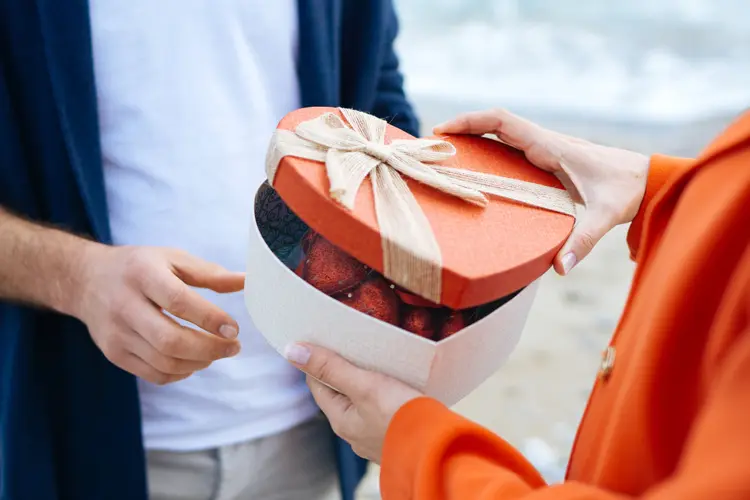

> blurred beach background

[{"left": 357, "top": 1, "right": 748, "bottom": 497}]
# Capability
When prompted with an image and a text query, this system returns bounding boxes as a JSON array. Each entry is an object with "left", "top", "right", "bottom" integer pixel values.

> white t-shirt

[{"left": 89, "top": 1, "right": 320, "bottom": 450}]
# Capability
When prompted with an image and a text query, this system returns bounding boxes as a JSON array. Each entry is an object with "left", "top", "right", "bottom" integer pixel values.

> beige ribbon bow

[{"left": 266, "top": 108, "right": 575, "bottom": 303}]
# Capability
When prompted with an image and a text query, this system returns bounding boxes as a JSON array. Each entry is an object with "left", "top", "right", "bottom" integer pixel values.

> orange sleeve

[
  {"left": 381, "top": 329, "right": 750, "bottom": 499},
  {"left": 626, "top": 154, "right": 694, "bottom": 260},
  {"left": 380, "top": 397, "right": 545, "bottom": 499}
]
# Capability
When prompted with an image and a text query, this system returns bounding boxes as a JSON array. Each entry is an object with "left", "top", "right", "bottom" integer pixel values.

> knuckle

[
  {"left": 578, "top": 231, "right": 597, "bottom": 252},
  {"left": 123, "top": 248, "right": 154, "bottom": 284},
  {"left": 601, "top": 202, "right": 625, "bottom": 225},
  {"left": 329, "top": 418, "right": 348, "bottom": 439},
  {"left": 164, "top": 285, "right": 189, "bottom": 316},
  {"left": 159, "top": 356, "right": 182, "bottom": 374},
  {"left": 363, "top": 377, "right": 390, "bottom": 407},
  {"left": 152, "top": 372, "right": 172, "bottom": 386},
  {"left": 194, "top": 361, "right": 212, "bottom": 372},
  {"left": 168, "top": 248, "right": 190, "bottom": 261},
  {"left": 170, "top": 373, "right": 192, "bottom": 384},
  {"left": 363, "top": 381, "right": 383, "bottom": 404},
  {"left": 207, "top": 337, "right": 233, "bottom": 360},
  {"left": 339, "top": 416, "right": 358, "bottom": 440},
  {"left": 491, "top": 107, "right": 509, "bottom": 122},
  {"left": 152, "top": 329, "right": 181, "bottom": 355},
  {"left": 199, "top": 310, "right": 221, "bottom": 332},
  {"left": 109, "top": 291, "right": 139, "bottom": 322},
  {"left": 313, "top": 357, "right": 335, "bottom": 384},
  {"left": 97, "top": 335, "right": 123, "bottom": 362},
  {"left": 108, "top": 291, "right": 129, "bottom": 316},
  {"left": 208, "top": 345, "right": 228, "bottom": 361},
  {"left": 490, "top": 107, "right": 507, "bottom": 117}
]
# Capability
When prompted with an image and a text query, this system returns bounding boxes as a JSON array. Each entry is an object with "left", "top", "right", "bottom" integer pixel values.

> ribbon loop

[{"left": 265, "top": 108, "right": 576, "bottom": 303}]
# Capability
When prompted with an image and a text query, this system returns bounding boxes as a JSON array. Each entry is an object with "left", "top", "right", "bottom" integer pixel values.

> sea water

[{"left": 394, "top": 0, "right": 750, "bottom": 124}]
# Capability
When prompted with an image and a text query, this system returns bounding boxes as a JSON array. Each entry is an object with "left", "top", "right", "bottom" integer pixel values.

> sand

[{"left": 353, "top": 98, "right": 735, "bottom": 499}]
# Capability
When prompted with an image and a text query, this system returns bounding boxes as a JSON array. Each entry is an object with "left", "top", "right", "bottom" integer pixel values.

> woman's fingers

[
  {"left": 434, "top": 109, "right": 541, "bottom": 151},
  {"left": 435, "top": 108, "right": 570, "bottom": 174},
  {"left": 434, "top": 109, "right": 505, "bottom": 135}
]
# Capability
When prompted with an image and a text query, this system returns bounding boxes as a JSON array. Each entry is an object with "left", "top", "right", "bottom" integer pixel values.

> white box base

[{"left": 245, "top": 186, "right": 539, "bottom": 406}]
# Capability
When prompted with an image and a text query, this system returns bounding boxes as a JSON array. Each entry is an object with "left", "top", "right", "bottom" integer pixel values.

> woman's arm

[
  {"left": 382, "top": 398, "right": 546, "bottom": 498},
  {"left": 382, "top": 325, "right": 750, "bottom": 499},
  {"left": 286, "top": 306, "right": 750, "bottom": 500}
]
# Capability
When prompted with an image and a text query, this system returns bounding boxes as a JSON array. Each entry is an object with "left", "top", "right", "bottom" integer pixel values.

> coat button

[{"left": 599, "top": 346, "right": 616, "bottom": 380}]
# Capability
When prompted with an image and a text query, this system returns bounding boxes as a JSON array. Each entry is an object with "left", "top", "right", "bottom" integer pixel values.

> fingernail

[
  {"left": 219, "top": 324, "right": 238, "bottom": 339},
  {"left": 433, "top": 122, "right": 448, "bottom": 132},
  {"left": 561, "top": 252, "right": 577, "bottom": 275},
  {"left": 284, "top": 343, "right": 311, "bottom": 365},
  {"left": 226, "top": 343, "right": 241, "bottom": 357}
]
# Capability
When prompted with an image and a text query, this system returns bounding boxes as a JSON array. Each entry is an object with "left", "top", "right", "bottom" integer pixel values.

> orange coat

[{"left": 381, "top": 112, "right": 750, "bottom": 499}]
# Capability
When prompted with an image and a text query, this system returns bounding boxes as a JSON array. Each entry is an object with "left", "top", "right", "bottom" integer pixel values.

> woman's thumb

[{"left": 553, "top": 211, "right": 611, "bottom": 276}]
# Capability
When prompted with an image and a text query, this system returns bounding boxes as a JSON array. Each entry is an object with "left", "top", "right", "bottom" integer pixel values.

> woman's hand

[
  {"left": 435, "top": 109, "right": 650, "bottom": 274},
  {"left": 285, "top": 343, "right": 422, "bottom": 463}
]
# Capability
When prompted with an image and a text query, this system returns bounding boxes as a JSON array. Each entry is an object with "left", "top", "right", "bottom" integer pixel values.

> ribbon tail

[
  {"left": 327, "top": 150, "right": 381, "bottom": 210},
  {"left": 388, "top": 153, "right": 489, "bottom": 207},
  {"left": 370, "top": 163, "right": 443, "bottom": 303},
  {"left": 391, "top": 138, "right": 457, "bottom": 162},
  {"left": 432, "top": 165, "right": 578, "bottom": 217}
]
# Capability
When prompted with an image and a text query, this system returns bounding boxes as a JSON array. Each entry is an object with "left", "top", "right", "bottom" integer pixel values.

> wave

[{"left": 394, "top": 0, "right": 750, "bottom": 123}]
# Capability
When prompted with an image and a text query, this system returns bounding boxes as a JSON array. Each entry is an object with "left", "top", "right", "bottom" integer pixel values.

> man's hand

[
  {"left": 76, "top": 245, "right": 245, "bottom": 385},
  {"left": 284, "top": 343, "right": 421, "bottom": 463},
  {"left": 0, "top": 208, "right": 244, "bottom": 385},
  {"left": 435, "top": 109, "right": 650, "bottom": 274}
]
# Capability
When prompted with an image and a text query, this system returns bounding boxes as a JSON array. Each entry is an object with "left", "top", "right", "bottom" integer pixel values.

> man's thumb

[{"left": 554, "top": 213, "right": 611, "bottom": 276}]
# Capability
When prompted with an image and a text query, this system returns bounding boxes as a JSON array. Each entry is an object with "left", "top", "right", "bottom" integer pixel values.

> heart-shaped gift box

[{"left": 245, "top": 107, "right": 574, "bottom": 405}]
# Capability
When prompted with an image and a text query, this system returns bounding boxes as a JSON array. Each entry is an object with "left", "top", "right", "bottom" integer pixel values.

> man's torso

[{"left": 89, "top": 0, "right": 319, "bottom": 451}]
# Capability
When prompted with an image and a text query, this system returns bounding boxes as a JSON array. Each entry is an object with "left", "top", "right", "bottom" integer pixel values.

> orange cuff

[
  {"left": 627, "top": 154, "right": 694, "bottom": 260},
  {"left": 381, "top": 398, "right": 454, "bottom": 498},
  {"left": 382, "top": 397, "right": 544, "bottom": 499}
]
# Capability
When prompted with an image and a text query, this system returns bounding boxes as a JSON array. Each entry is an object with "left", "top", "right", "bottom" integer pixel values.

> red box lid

[{"left": 271, "top": 107, "right": 574, "bottom": 309}]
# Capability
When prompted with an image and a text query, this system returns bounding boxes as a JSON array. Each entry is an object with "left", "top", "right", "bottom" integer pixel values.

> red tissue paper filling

[{"left": 296, "top": 230, "right": 471, "bottom": 341}]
